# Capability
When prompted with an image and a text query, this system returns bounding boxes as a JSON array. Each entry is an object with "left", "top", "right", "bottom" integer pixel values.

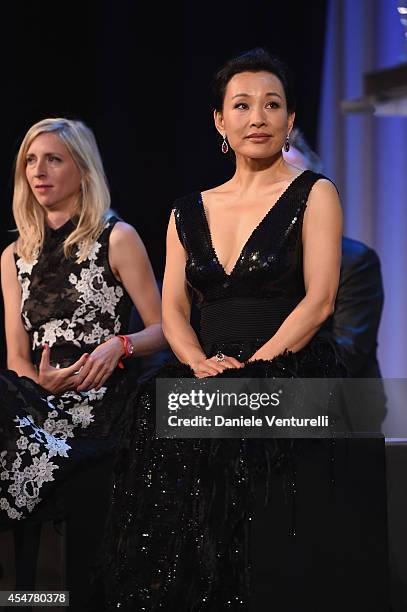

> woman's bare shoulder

[
  {"left": 307, "top": 177, "right": 341, "bottom": 210},
  {"left": 1, "top": 240, "right": 18, "bottom": 264},
  {"left": 109, "top": 220, "right": 141, "bottom": 244}
]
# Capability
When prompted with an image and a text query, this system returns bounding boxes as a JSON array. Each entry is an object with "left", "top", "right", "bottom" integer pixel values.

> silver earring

[
  {"left": 221, "top": 134, "right": 229, "bottom": 154},
  {"left": 284, "top": 134, "right": 290, "bottom": 152}
]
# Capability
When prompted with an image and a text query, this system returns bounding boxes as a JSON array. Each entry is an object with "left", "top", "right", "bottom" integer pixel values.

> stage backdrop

[{"left": 318, "top": 0, "right": 407, "bottom": 379}]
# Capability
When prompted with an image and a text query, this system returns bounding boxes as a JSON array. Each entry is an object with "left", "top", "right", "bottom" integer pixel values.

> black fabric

[
  {"left": 250, "top": 436, "right": 388, "bottom": 612},
  {"left": 386, "top": 440, "right": 407, "bottom": 612},
  {"left": 199, "top": 297, "right": 300, "bottom": 348},
  {"left": 59, "top": 454, "right": 116, "bottom": 612},
  {"left": 174, "top": 172, "right": 311, "bottom": 309},
  {"left": 16, "top": 217, "right": 132, "bottom": 372},
  {"left": 328, "top": 236, "right": 384, "bottom": 377},
  {"left": 322, "top": 237, "right": 387, "bottom": 432},
  {"left": 91, "top": 172, "right": 384, "bottom": 612},
  {"left": 0, "top": 216, "right": 132, "bottom": 529}
]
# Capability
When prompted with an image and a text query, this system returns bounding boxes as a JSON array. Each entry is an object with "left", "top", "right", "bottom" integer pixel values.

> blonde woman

[{"left": 0, "top": 118, "right": 165, "bottom": 608}]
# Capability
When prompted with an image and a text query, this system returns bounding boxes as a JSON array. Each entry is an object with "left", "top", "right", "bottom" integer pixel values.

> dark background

[{"left": 0, "top": 0, "right": 327, "bottom": 367}]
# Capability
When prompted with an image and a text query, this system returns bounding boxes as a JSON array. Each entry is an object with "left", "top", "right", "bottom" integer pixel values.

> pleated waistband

[{"left": 199, "top": 297, "right": 298, "bottom": 347}]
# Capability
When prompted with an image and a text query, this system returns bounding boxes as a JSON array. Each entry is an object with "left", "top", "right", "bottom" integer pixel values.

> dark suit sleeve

[{"left": 331, "top": 246, "right": 384, "bottom": 377}]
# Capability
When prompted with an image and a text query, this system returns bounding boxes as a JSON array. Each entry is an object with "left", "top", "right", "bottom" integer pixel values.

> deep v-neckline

[{"left": 199, "top": 170, "right": 307, "bottom": 277}]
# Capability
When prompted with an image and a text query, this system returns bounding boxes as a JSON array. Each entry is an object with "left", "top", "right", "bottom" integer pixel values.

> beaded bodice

[
  {"left": 173, "top": 170, "right": 326, "bottom": 354},
  {"left": 174, "top": 170, "right": 323, "bottom": 307}
]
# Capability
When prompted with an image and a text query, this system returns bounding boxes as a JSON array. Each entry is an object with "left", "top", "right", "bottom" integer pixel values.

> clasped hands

[
  {"left": 191, "top": 355, "right": 245, "bottom": 379},
  {"left": 38, "top": 337, "right": 124, "bottom": 395},
  {"left": 191, "top": 347, "right": 269, "bottom": 378}
]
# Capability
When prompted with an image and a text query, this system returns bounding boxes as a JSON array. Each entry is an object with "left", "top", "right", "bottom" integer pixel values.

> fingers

[
  {"left": 73, "top": 356, "right": 94, "bottom": 386},
  {"left": 87, "top": 365, "right": 110, "bottom": 391},
  {"left": 74, "top": 340, "right": 123, "bottom": 391},
  {"left": 192, "top": 359, "right": 219, "bottom": 378},
  {"left": 76, "top": 358, "right": 114, "bottom": 392},
  {"left": 94, "top": 371, "right": 111, "bottom": 391},
  {"left": 195, "top": 366, "right": 220, "bottom": 378},
  {"left": 195, "top": 357, "right": 233, "bottom": 378},
  {"left": 201, "top": 365, "right": 221, "bottom": 376},
  {"left": 195, "top": 354, "right": 245, "bottom": 378},
  {"left": 66, "top": 374, "right": 81, "bottom": 391},
  {"left": 207, "top": 360, "right": 228, "bottom": 375},
  {"left": 215, "top": 358, "right": 237, "bottom": 370},
  {"left": 66, "top": 352, "right": 90, "bottom": 375},
  {"left": 208, "top": 355, "right": 243, "bottom": 371},
  {"left": 75, "top": 361, "right": 98, "bottom": 391},
  {"left": 224, "top": 356, "right": 244, "bottom": 369},
  {"left": 39, "top": 344, "right": 50, "bottom": 371}
]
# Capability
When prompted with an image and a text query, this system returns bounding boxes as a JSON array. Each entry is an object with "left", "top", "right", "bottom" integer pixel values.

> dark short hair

[{"left": 212, "top": 47, "right": 296, "bottom": 113}]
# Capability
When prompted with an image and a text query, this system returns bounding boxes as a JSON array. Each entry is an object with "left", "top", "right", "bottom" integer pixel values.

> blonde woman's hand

[
  {"left": 38, "top": 345, "right": 89, "bottom": 395},
  {"left": 191, "top": 355, "right": 244, "bottom": 379},
  {"left": 75, "top": 337, "right": 125, "bottom": 392}
]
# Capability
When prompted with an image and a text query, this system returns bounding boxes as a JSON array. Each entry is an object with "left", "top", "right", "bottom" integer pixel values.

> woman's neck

[
  {"left": 44, "top": 201, "right": 79, "bottom": 229},
  {"left": 229, "top": 153, "right": 296, "bottom": 194},
  {"left": 45, "top": 211, "right": 73, "bottom": 230}
]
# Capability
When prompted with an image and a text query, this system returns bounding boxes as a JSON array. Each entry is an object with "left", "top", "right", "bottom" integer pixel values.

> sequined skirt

[{"left": 93, "top": 336, "right": 344, "bottom": 611}]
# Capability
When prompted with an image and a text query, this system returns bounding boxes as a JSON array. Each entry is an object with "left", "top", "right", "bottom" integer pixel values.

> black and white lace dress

[{"left": 0, "top": 216, "right": 132, "bottom": 528}]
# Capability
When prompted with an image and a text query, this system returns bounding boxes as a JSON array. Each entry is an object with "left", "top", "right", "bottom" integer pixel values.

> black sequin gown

[
  {"left": 0, "top": 216, "right": 132, "bottom": 529},
  {"left": 97, "top": 171, "right": 344, "bottom": 611}
]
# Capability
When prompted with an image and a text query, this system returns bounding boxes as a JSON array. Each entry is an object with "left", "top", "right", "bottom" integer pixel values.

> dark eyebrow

[{"left": 231, "top": 91, "right": 283, "bottom": 99}]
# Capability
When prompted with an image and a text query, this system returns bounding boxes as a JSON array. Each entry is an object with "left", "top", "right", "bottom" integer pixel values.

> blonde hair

[{"left": 13, "top": 117, "right": 111, "bottom": 263}]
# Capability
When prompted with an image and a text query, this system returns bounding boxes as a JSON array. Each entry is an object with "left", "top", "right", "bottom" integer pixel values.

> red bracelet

[{"left": 116, "top": 335, "right": 134, "bottom": 369}]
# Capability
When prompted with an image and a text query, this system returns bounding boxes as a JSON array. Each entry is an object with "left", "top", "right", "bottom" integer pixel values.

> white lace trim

[
  {"left": 4, "top": 222, "right": 122, "bottom": 521},
  {"left": 16, "top": 235, "right": 124, "bottom": 350},
  {"left": 0, "top": 409, "right": 72, "bottom": 520}
]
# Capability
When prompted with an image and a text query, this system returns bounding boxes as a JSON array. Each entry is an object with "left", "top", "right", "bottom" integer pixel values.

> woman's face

[
  {"left": 215, "top": 70, "right": 295, "bottom": 159},
  {"left": 25, "top": 132, "right": 82, "bottom": 213}
]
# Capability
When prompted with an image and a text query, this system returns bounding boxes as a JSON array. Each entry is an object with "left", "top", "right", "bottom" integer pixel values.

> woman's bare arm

[
  {"left": 249, "top": 179, "right": 342, "bottom": 361},
  {"left": 1, "top": 242, "right": 38, "bottom": 380},
  {"left": 162, "top": 211, "right": 204, "bottom": 365},
  {"left": 109, "top": 222, "right": 167, "bottom": 356},
  {"left": 76, "top": 221, "right": 168, "bottom": 391},
  {"left": 162, "top": 211, "right": 242, "bottom": 377}
]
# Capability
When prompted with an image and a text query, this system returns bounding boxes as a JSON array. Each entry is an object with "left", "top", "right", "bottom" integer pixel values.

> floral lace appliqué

[{"left": 0, "top": 410, "right": 72, "bottom": 520}]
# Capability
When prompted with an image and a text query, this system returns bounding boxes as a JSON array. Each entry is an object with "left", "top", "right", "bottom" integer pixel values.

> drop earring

[
  {"left": 284, "top": 134, "right": 290, "bottom": 152},
  {"left": 221, "top": 134, "right": 229, "bottom": 154}
]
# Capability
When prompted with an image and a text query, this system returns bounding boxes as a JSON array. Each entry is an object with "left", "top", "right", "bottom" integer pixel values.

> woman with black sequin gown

[
  {"left": 0, "top": 118, "right": 166, "bottom": 608},
  {"left": 97, "top": 49, "right": 344, "bottom": 611}
]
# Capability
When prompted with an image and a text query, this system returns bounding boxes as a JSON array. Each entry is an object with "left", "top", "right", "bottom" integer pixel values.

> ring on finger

[{"left": 215, "top": 352, "right": 225, "bottom": 362}]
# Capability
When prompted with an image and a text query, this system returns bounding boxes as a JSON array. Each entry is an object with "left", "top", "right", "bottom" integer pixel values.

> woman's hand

[
  {"left": 38, "top": 345, "right": 90, "bottom": 395},
  {"left": 74, "top": 337, "right": 125, "bottom": 392},
  {"left": 191, "top": 355, "right": 244, "bottom": 379},
  {"left": 247, "top": 350, "right": 270, "bottom": 362}
]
